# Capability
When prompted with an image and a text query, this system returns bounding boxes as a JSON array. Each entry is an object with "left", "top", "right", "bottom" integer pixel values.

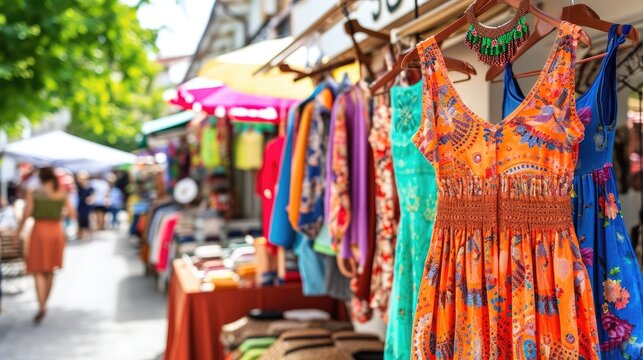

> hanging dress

[
  {"left": 368, "top": 100, "right": 399, "bottom": 317},
  {"left": 502, "top": 24, "right": 643, "bottom": 359},
  {"left": 385, "top": 81, "right": 437, "bottom": 360},
  {"left": 412, "top": 22, "right": 600, "bottom": 359}
]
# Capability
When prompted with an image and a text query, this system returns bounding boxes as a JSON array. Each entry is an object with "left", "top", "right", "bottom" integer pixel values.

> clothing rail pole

[
  {"left": 391, "top": 0, "right": 471, "bottom": 42},
  {"left": 254, "top": 0, "right": 357, "bottom": 75}
]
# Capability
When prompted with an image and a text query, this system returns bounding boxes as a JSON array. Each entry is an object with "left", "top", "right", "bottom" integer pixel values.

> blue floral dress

[
  {"left": 502, "top": 24, "right": 643, "bottom": 359},
  {"left": 385, "top": 81, "right": 438, "bottom": 360}
]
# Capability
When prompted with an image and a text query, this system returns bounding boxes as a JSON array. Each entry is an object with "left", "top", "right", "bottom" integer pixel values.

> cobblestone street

[{"left": 0, "top": 231, "right": 167, "bottom": 360}]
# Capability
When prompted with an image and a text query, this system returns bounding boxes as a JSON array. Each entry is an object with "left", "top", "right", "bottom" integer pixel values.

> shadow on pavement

[
  {"left": 114, "top": 273, "right": 166, "bottom": 323},
  {"left": 0, "top": 307, "right": 103, "bottom": 359}
]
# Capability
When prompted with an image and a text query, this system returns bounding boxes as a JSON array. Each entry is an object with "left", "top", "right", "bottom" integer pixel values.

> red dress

[{"left": 256, "top": 136, "right": 285, "bottom": 242}]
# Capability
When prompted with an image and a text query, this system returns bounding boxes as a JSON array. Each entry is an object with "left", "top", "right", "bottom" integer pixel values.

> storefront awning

[
  {"left": 198, "top": 37, "right": 313, "bottom": 99},
  {"left": 141, "top": 111, "right": 196, "bottom": 136}
]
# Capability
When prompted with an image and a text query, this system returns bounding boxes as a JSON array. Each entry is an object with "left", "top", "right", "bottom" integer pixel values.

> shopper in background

[
  {"left": 107, "top": 173, "right": 124, "bottom": 229},
  {"left": 14, "top": 167, "right": 76, "bottom": 324},
  {"left": 58, "top": 170, "right": 78, "bottom": 240},
  {"left": 76, "top": 172, "right": 94, "bottom": 240},
  {"left": 90, "top": 175, "right": 110, "bottom": 231},
  {"left": 115, "top": 170, "right": 130, "bottom": 207}
]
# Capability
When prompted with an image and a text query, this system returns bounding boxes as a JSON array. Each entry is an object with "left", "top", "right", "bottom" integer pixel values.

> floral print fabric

[
  {"left": 368, "top": 101, "right": 399, "bottom": 317},
  {"left": 328, "top": 86, "right": 371, "bottom": 265},
  {"left": 412, "top": 22, "right": 600, "bottom": 359},
  {"left": 298, "top": 89, "right": 334, "bottom": 239},
  {"left": 568, "top": 139, "right": 643, "bottom": 360},
  {"left": 329, "top": 93, "right": 351, "bottom": 247},
  {"left": 385, "top": 82, "right": 437, "bottom": 359},
  {"left": 502, "top": 24, "right": 643, "bottom": 359}
]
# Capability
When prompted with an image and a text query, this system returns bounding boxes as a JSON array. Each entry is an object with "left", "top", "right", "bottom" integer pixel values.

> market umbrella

[
  {"left": 168, "top": 77, "right": 224, "bottom": 109},
  {"left": 2, "top": 131, "right": 135, "bottom": 172},
  {"left": 198, "top": 37, "right": 313, "bottom": 99}
]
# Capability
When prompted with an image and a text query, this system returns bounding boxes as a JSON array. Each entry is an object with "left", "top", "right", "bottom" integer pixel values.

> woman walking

[{"left": 15, "top": 167, "right": 75, "bottom": 324}]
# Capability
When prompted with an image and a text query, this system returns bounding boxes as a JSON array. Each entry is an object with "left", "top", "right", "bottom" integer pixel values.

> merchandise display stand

[{"left": 164, "top": 259, "right": 348, "bottom": 360}]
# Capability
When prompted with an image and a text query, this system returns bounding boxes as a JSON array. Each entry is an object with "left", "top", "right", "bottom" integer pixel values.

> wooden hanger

[
  {"left": 405, "top": 53, "right": 478, "bottom": 81},
  {"left": 293, "top": 57, "right": 356, "bottom": 82},
  {"left": 504, "top": 3, "right": 640, "bottom": 81},
  {"left": 563, "top": 4, "right": 638, "bottom": 44},
  {"left": 363, "top": 1, "right": 480, "bottom": 93},
  {"left": 340, "top": 12, "right": 477, "bottom": 93},
  {"left": 278, "top": 64, "right": 309, "bottom": 78},
  {"left": 401, "top": 0, "right": 592, "bottom": 69},
  {"left": 343, "top": 19, "right": 390, "bottom": 42},
  {"left": 279, "top": 57, "right": 357, "bottom": 83},
  {"left": 342, "top": 9, "right": 376, "bottom": 81},
  {"left": 369, "top": 48, "right": 478, "bottom": 93}
]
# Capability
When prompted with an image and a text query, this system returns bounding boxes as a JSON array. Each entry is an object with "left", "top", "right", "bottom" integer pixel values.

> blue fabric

[
  {"left": 293, "top": 233, "right": 327, "bottom": 296},
  {"left": 502, "top": 24, "right": 643, "bottom": 359},
  {"left": 269, "top": 83, "right": 333, "bottom": 249},
  {"left": 268, "top": 106, "right": 299, "bottom": 249},
  {"left": 129, "top": 214, "right": 140, "bottom": 236}
]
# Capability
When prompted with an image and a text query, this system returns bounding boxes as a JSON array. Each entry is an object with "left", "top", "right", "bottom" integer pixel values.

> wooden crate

[
  {"left": 0, "top": 231, "right": 22, "bottom": 262},
  {"left": 0, "top": 231, "right": 26, "bottom": 295}
]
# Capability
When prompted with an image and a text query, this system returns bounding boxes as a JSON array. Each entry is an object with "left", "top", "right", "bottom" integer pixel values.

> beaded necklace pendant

[{"left": 464, "top": 0, "right": 531, "bottom": 67}]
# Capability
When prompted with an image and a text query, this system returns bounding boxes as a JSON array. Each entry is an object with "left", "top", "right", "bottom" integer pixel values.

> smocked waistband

[{"left": 435, "top": 196, "right": 573, "bottom": 228}]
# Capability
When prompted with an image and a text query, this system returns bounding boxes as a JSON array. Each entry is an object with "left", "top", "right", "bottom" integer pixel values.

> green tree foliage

[{"left": 0, "top": 0, "right": 165, "bottom": 151}]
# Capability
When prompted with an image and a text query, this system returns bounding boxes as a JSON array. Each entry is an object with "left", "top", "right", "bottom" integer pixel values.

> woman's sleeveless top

[{"left": 32, "top": 191, "right": 65, "bottom": 220}]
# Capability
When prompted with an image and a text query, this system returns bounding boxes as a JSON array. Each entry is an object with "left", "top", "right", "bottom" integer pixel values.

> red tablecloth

[{"left": 165, "top": 259, "right": 347, "bottom": 360}]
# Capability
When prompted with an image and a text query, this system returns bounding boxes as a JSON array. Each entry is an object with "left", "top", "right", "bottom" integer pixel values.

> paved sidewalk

[{"left": 0, "top": 231, "right": 167, "bottom": 360}]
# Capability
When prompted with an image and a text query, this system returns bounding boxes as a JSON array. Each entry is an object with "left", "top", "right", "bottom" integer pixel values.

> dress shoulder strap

[{"left": 593, "top": 23, "right": 633, "bottom": 127}]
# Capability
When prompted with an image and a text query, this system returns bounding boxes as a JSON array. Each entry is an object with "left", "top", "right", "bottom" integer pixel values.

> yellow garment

[
  {"left": 205, "top": 269, "right": 238, "bottom": 289},
  {"left": 235, "top": 263, "right": 256, "bottom": 277},
  {"left": 288, "top": 102, "right": 314, "bottom": 230},
  {"left": 200, "top": 126, "right": 220, "bottom": 169},
  {"left": 234, "top": 130, "right": 265, "bottom": 170}
]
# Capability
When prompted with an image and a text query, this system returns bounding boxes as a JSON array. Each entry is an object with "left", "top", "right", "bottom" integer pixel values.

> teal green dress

[{"left": 385, "top": 81, "right": 438, "bottom": 359}]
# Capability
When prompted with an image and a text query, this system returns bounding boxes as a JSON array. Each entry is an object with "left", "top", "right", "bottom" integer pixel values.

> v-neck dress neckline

[{"left": 424, "top": 21, "right": 571, "bottom": 130}]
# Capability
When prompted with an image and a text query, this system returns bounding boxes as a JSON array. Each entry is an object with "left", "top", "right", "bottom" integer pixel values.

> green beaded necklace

[{"left": 464, "top": 0, "right": 531, "bottom": 67}]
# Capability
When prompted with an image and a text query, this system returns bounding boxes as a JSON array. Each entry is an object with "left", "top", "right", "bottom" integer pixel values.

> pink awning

[
  {"left": 167, "top": 78, "right": 297, "bottom": 124},
  {"left": 199, "top": 86, "right": 297, "bottom": 123},
  {"left": 168, "top": 77, "right": 224, "bottom": 109}
]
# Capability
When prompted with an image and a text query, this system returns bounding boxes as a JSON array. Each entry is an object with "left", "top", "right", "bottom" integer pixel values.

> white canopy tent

[{"left": 1, "top": 131, "right": 136, "bottom": 173}]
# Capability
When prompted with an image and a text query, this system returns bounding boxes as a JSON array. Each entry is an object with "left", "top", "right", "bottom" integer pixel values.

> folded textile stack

[
  {"left": 259, "top": 329, "right": 384, "bottom": 360},
  {"left": 221, "top": 309, "right": 356, "bottom": 359}
]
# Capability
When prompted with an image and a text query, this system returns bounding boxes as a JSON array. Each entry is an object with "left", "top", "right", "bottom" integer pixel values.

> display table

[{"left": 165, "top": 259, "right": 347, "bottom": 360}]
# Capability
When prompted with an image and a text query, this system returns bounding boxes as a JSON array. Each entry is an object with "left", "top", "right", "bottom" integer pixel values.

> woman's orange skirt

[{"left": 26, "top": 220, "right": 65, "bottom": 273}]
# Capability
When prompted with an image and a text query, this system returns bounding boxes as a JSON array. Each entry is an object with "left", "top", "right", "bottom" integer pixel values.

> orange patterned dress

[{"left": 411, "top": 22, "right": 600, "bottom": 359}]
